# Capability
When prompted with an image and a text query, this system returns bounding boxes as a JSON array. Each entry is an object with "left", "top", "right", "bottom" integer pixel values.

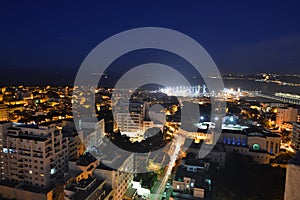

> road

[{"left": 152, "top": 134, "right": 183, "bottom": 200}]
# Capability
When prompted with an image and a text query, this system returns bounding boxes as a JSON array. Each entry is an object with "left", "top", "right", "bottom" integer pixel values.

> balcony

[
  {"left": 46, "top": 152, "right": 52, "bottom": 158},
  {"left": 54, "top": 142, "right": 60, "bottom": 148},
  {"left": 33, "top": 154, "right": 43, "bottom": 158},
  {"left": 45, "top": 147, "right": 52, "bottom": 153}
]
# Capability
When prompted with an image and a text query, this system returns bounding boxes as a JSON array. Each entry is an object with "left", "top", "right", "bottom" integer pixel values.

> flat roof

[
  {"left": 101, "top": 152, "right": 133, "bottom": 170},
  {"left": 96, "top": 163, "right": 114, "bottom": 171},
  {"left": 76, "top": 153, "right": 97, "bottom": 166},
  {"left": 222, "top": 129, "right": 246, "bottom": 135},
  {"left": 245, "top": 128, "right": 281, "bottom": 138},
  {"left": 7, "top": 133, "right": 49, "bottom": 141},
  {"left": 185, "top": 159, "right": 206, "bottom": 167},
  {"left": 72, "top": 179, "right": 111, "bottom": 200},
  {"left": 174, "top": 165, "right": 205, "bottom": 188},
  {"left": 0, "top": 181, "right": 55, "bottom": 194}
]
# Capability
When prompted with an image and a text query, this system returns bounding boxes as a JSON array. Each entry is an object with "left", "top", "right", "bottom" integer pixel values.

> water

[{"left": 223, "top": 79, "right": 300, "bottom": 95}]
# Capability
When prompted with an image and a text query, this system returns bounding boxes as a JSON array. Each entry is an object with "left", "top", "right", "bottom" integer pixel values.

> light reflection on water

[{"left": 224, "top": 80, "right": 300, "bottom": 95}]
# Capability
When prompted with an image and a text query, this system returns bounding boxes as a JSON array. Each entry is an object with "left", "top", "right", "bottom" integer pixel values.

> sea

[{"left": 223, "top": 80, "right": 300, "bottom": 95}]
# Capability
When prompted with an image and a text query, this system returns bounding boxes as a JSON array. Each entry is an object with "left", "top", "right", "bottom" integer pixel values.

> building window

[
  {"left": 270, "top": 142, "right": 274, "bottom": 154},
  {"left": 242, "top": 139, "right": 247, "bottom": 146},
  {"left": 227, "top": 138, "right": 231, "bottom": 145},
  {"left": 232, "top": 138, "right": 236, "bottom": 145}
]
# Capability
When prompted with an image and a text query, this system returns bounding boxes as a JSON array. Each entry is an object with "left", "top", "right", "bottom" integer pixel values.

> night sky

[{"left": 0, "top": 1, "right": 300, "bottom": 85}]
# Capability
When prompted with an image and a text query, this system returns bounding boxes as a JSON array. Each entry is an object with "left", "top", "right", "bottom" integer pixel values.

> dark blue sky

[{"left": 0, "top": 1, "right": 300, "bottom": 85}]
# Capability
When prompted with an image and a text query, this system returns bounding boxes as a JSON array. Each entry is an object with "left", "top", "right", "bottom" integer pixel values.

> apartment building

[
  {"left": 292, "top": 122, "right": 300, "bottom": 151},
  {"left": 93, "top": 153, "right": 135, "bottom": 200},
  {"left": 276, "top": 107, "right": 298, "bottom": 126},
  {"left": 0, "top": 104, "right": 8, "bottom": 121},
  {"left": 0, "top": 123, "right": 68, "bottom": 187}
]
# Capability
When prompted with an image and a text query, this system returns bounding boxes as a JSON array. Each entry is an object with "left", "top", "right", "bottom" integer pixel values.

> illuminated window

[
  {"left": 227, "top": 138, "right": 231, "bottom": 145},
  {"left": 232, "top": 138, "right": 236, "bottom": 145}
]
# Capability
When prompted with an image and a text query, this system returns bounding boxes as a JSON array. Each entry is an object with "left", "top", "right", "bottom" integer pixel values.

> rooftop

[
  {"left": 222, "top": 127, "right": 281, "bottom": 138},
  {"left": 174, "top": 165, "right": 205, "bottom": 188},
  {"left": 76, "top": 153, "right": 97, "bottom": 166},
  {"left": 66, "top": 178, "right": 112, "bottom": 200},
  {"left": 222, "top": 129, "right": 246, "bottom": 135},
  {"left": 96, "top": 163, "right": 114, "bottom": 171},
  {"left": 7, "top": 132, "right": 49, "bottom": 141},
  {"left": 101, "top": 152, "right": 133, "bottom": 170},
  {"left": 0, "top": 180, "right": 55, "bottom": 194},
  {"left": 245, "top": 127, "right": 281, "bottom": 138},
  {"left": 185, "top": 159, "right": 206, "bottom": 168}
]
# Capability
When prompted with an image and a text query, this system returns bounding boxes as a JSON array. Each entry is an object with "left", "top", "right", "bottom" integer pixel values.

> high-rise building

[
  {"left": 0, "top": 123, "right": 68, "bottom": 187},
  {"left": 114, "top": 99, "right": 148, "bottom": 120},
  {"left": 292, "top": 123, "right": 300, "bottom": 151},
  {"left": 0, "top": 104, "right": 8, "bottom": 121},
  {"left": 87, "top": 119, "right": 105, "bottom": 149},
  {"left": 115, "top": 113, "right": 143, "bottom": 136},
  {"left": 93, "top": 153, "right": 135, "bottom": 200},
  {"left": 114, "top": 99, "right": 154, "bottom": 141},
  {"left": 284, "top": 151, "right": 300, "bottom": 200},
  {"left": 276, "top": 107, "right": 298, "bottom": 126},
  {"left": 62, "top": 123, "right": 85, "bottom": 161},
  {"left": 0, "top": 121, "right": 12, "bottom": 179}
]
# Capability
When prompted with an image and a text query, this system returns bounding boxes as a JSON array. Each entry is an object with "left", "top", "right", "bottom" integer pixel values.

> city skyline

[{"left": 0, "top": 1, "right": 300, "bottom": 200}]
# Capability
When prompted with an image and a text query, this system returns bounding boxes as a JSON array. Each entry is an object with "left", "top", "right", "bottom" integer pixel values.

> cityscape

[{"left": 1, "top": 1, "right": 300, "bottom": 200}]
